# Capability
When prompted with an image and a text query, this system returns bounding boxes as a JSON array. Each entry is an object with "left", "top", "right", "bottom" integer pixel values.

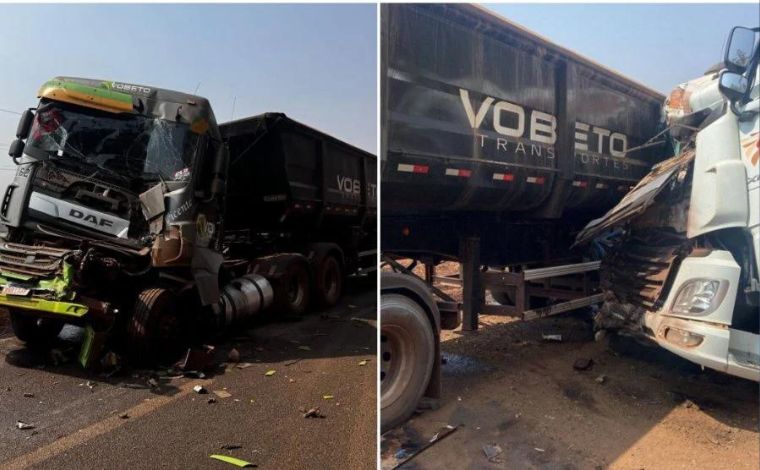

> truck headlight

[{"left": 671, "top": 279, "right": 725, "bottom": 316}]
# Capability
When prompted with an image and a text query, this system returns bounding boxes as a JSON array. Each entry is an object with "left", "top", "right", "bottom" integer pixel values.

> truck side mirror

[
  {"left": 209, "top": 142, "right": 229, "bottom": 197},
  {"left": 15, "top": 109, "right": 34, "bottom": 139},
  {"left": 724, "top": 26, "right": 757, "bottom": 73},
  {"left": 8, "top": 139, "right": 25, "bottom": 160},
  {"left": 719, "top": 71, "right": 749, "bottom": 102}
]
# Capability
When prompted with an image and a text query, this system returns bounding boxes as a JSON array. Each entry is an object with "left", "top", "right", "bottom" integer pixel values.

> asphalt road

[{"left": 0, "top": 278, "right": 377, "bottom": 470}]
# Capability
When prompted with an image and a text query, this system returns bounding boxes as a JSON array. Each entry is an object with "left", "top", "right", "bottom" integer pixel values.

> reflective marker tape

[
  {"left": 397, "top": 163, "right": 429, "bottom": 174},
  {"left": 445, "top": 168, "right": 472, "bottom": 177},
  {"left": 595, "top": 183, "right": 608, "bottom": 189},
  {"left": 572, "top": 181, "right": 588, "bottom": 188},
  {"left": 526, "top": 176, "right": 545, "bottom": 184},
  {"left": 617, "top": 185, "right": 630, "bottom": 191},
  {"left": 492, "top": 173, "right": 514, "bottom": 181}
]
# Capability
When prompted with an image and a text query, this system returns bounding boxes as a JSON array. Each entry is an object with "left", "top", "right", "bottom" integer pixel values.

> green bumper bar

[{"left": 0, "top": 295, "right": 88, "bottom": 317}]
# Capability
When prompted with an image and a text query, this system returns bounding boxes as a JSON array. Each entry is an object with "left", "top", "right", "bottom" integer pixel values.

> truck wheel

[
  {"left": 276, "top": 261, "right": 311, "bottom": 316},
  {"left": 490, "top": 287, "right": 516, "bottom": 306},
  {"left": 314, "top": 254, "right": 343, "bottom": 308},
  {"left": 9, "top": 310, "right": 64, "bottom": 345},
  {"left": 127, "top": 288, "right": 184, "bottom": 365},
  {"left": 381, "top": 294, "right": 435, "bottom": 433}
]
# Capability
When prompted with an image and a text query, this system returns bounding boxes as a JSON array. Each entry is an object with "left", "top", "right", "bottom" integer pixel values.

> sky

[
  {"left": 485, "top": 3, "right": 760, "bottom": 93},
  {"left": 0, "top": 4, "right": 377, "bottom": 189},
  {"left": 0, "top": 3, "right": 758, "bottom": 192}
]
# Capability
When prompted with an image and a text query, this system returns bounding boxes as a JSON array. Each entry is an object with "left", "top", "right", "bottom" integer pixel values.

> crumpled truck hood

[{"left": 575, "top": 150, "right": 695, "bottom": 246}]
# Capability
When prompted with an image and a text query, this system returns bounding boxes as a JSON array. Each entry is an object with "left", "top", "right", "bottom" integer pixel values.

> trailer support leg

[
  {"left": 424, "top": 263, "right": 435, "bottom": 286},
  {"left": 460, "top": 236, "right": 482, "bottom": 331}
]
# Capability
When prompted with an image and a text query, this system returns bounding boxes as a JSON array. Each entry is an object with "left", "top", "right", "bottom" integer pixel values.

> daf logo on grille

[{"left": 69, "top": 209, "right": 114, "bottom": 228}]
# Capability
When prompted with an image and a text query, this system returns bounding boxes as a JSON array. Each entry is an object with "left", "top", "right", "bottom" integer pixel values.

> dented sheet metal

[{"left": 575, "top": 150, "right": 695, "bottom": 246}]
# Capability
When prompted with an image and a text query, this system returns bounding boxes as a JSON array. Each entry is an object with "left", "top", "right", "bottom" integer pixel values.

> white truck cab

[{"left": 631, "top": 27, "right": 759, "bottom": 381}]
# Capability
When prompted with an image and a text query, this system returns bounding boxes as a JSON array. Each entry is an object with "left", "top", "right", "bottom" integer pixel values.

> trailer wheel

[
  {"left": 381, "top": 294, "right": 435, "bottom": 433},
  {"left": 9, "top": 310, "right": 64, "bottom": 345},
  {"left": 127, "top": 288, "right": 184, "bottom": 365},
  {"left": 314, "top": 254, "right": 343, "bottom": 308},
  {"left": 275, "top": 261, "right": 311, "bottom": 316}
]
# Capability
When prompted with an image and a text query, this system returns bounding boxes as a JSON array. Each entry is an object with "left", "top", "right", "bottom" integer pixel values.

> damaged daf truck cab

[
  {"left": 578, "top": 27, "right": 760, "bottom": 381},
  {"left": 1, "top": 77, "right": 377, "bottom": 366}
]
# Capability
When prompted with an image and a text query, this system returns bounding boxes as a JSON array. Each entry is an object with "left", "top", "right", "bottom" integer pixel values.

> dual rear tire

[{"left": 380, "top": 294, "right": 435, "bottom": 433}]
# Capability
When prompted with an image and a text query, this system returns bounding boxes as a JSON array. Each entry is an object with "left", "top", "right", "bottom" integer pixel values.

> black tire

[
  {"left": 380, "top": 294, "right": 435, "bottom": 433},
  {"left": 275, "top": 260, "right": 311, "bottom": 316},
  {"left": 314, "top": 254, "right": 343, "bottom": 308},
  {"left": 9, "top": 309, "right": 63, "bottom": 345},
  {"left": 127, "top": 288, "right": 184, "bottom": 366},
  {"left": 489, "top": 287, "right": 516, "bottom": 306}
]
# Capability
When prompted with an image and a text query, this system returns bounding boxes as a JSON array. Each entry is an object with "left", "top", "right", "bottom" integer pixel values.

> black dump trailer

[
  {"left": 379, "top": 4, "right": 671, "bottom": 432},
  {"left": 381, "top": 3, "right": 669, "bottom": 266},
  {"left": 220, "top": 113, "right": 377, "bottom": 313}
]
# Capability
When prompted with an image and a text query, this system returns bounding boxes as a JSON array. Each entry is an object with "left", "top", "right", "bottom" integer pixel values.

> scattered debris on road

[
  {"left": 264, "top": 370, "right": 276, "bottom": 376},
  {"left": 119, "top": 413, "right": 129, "bottom": 419},
  {"left": 595, "top": 375, "right": 607, "bottom": 384},
  {"left": 208, "top": 397, "right": 217, "bottom": 404},
  {"left": 573, "top": 357, "right": 594, "bottom": 371},
  {"left": 358, "top": 359, "right": 368, "bottom": 366},
  {"left": 16, "top": 420, "right": 35, "bottom": 430},
  {"left": 236, "top": 362, "right": 253, "bottom": 369},
  {"left": 209, "top": 454, "right": 257, "bottom": 468},
  {"left": 302, "top": 407, "right": 326, "bottom": 419},
  {"left": 482, "top": 443, "right": 503, "bottom": 462},
  {"left": 542, "top": 334, "right": 563, "bottom": 342},
  {"left": 193, "top": 385, "right": 208, "bottom": 394},
  {"left": 177, "top": 345, "right": 215, "bottom": 372},
  {"left": 23, "top": 392, "right": 34, "bottom": 398},
  {"left": 323, "top": 394, "right": 334, "bottom": 400},
  {"left": 391, "top": 424, "right": 461, "bottom": 470},
  {"left": 220, "top": 444, "right": 243, "bottom": 450},
  {"left": 214, "top": 390, "right": 232, "bottom": 399}
]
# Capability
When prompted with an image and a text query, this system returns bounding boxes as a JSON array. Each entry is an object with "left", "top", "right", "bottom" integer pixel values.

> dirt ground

[{"left": 381, "top": 262, "right": 759, "bottom": 470}]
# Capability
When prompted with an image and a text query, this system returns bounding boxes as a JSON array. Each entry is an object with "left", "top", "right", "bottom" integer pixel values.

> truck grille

[
  {"left": 0, "top": 242, "right": 70, "bottom": 279},
  {"left": 600, "top": 229, "right": 687, "bottom": 310}
]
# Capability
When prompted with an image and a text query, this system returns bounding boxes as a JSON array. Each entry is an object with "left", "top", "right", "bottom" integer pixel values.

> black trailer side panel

[
  {"left": 220, "top": 113, "right": 377, "bottom": 233},
  {"left": 381, "top": 4, "right": 669, "bottom": 218}
]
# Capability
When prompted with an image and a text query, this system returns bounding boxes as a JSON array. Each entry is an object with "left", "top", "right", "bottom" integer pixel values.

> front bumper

[{"left": 0, "top": 294, "right": 88, "bottom": 318}]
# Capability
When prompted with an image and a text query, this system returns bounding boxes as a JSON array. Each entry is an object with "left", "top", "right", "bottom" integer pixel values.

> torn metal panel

[{"left": 575, "top": 150, "right": 694, "bottom": 246}]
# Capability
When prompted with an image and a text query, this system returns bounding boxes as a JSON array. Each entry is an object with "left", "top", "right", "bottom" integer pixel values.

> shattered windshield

[{"left": 25, "top": 102, "right": 200, "bottom": 182}]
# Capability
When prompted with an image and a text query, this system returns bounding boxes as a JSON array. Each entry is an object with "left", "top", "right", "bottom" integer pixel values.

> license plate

[{"left": 2, "top": 286, "right": 30, "bottom": 296}]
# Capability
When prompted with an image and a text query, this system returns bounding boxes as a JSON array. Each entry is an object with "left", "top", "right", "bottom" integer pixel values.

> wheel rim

[
  {"left": 323, "top": 259, "right": 340, "bottom": 299},
  {"left": 380, "top": 324, "right": 415, "bottom": 407},
  {"left": 287, "top": 273, "right": 305, "bottom": 306}
]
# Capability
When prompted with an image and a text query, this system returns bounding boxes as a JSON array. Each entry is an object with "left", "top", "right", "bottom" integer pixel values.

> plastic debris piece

[
  {"left": 595, "top": 375, "right": 606, "bottom": 384},
  {"left": 16, "top": 421, "right": 35, "bottom": 430},
  {"left": 119, "top": 413, "right": 129, "bottom": 419},
  {"left": 193, "top": 385, "right": 208, "bottom": 394},
  {"left": 214, "top": 390, "right": 232, "bottom": 399},
  {"left": 358, "top": 360, "right": 368, "bottom": 366},
  {"left": 209, "top": 454, "right": 256, "bottom": 468},
  {"left": 541, "top": 334, "right": 563, "bottom": 342},
  {"left": 534, "top": 448, "right": 546, "bottom": 452},
  {"left": 207, "top": 397, "right": 217, "bottom": 404},
  {"left": 236, "top": 362, "right": 253, "bottom": 369},
  {"left": 264, "top": 370, "right": 276, "bottom": 376},
  {"left": 23, "top": 393, "right": 34, "bottom": 398},
  {"left": 482, "top": 444, "right": 503, "bottom": 462},
  {"left": 322, "top": 394, "right": 334, "bottom": 400}
]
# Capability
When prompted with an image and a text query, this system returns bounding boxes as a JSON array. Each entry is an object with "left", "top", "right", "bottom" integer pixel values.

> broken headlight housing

[{"left": 671, "top": 279, "right": 726, "bottom": 316}]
